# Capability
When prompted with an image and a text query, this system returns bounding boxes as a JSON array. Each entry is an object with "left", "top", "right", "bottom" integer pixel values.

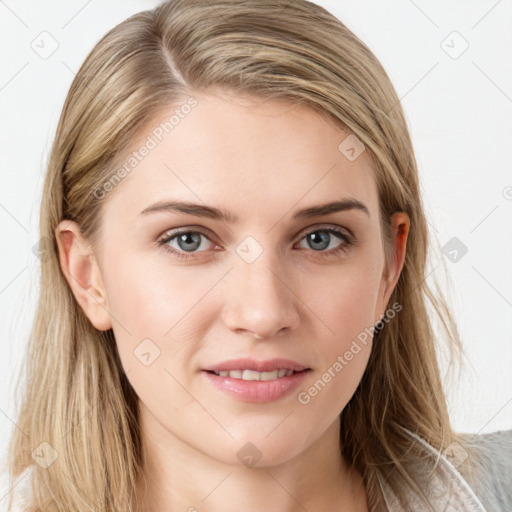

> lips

[{"left": 201, "top": 358, "right": 311, "bottom": 402}]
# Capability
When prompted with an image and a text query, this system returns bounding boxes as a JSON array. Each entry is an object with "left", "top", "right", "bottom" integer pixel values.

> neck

[{"left": 133, "top": 406, "right": 367, "bottom": 512}]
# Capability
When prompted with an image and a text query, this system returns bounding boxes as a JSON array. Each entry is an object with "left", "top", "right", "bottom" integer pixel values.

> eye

[
  {"left": 157, "top": 229, "right": 218, "bottom": 260},
  {"left": 295, "top": 227, "right": 353, "bottom": 256}
]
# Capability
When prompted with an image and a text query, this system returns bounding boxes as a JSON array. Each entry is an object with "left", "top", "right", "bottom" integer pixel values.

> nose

[{"left": 220, "top": 252, "right": 301, "bottom": 340}]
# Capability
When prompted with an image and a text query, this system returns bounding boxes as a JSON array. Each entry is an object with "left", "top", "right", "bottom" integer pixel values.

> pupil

[
  {"left": 309, "top": 232, "right": 329, "bottom": 250},
  {"left": 179, "top": 232, "right": 201, "bottom": 251}
]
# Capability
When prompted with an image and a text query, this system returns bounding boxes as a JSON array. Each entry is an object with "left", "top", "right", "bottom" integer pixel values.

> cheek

[
  {"left": 312, "top": 260, "right": 382, "bottom": 345},
  {"left": 297, "top": 258, "right": 382, "bottom": 402},
  {"left": 102, "top": 255, "right": 223, "bottom": 378},
  {"left": 102, "top": 256, "right": 216, "bottom": 414},
  {"left": 103, "top": 254, "right": 212, "bottom": 334},
  {"left": 295, "top": 267, "right": 379, "bottom": 425}
]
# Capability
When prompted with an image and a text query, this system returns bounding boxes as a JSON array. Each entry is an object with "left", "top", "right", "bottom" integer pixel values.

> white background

[{"left": 1, "top": 0, "right": 511, "bottom": 473}]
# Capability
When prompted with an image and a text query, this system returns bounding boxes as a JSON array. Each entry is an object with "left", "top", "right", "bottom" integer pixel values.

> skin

[{"left": 56, "top": 90, "right": 409, "bottom": 512}]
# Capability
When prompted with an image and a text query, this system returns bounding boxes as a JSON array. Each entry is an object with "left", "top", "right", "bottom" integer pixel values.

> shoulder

[
  {"left": 458, "top": 429, "right": 512, "bottom": 512},
  {"left": 0, "top": 465, "right": 34, "bottom": 512},
  {"left": 383, "top": 427, "right": 510, "bottom": 511}
]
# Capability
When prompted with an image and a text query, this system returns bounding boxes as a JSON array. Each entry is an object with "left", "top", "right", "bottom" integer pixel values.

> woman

[{"left": 4, "top": 0, "right": 511, "bottom": 510}]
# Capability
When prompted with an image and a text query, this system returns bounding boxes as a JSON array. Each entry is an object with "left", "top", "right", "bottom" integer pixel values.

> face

[{"left": 56, "top": 90, "right": 408, "bottom": 468}]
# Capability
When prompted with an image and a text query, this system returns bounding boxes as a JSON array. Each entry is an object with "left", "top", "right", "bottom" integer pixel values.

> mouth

[
  {"left": 201, "top": 358, "right": 312, "bottom": 403},
  {"left": 204, "top": 368, "right": 308, "bottom": 381}
]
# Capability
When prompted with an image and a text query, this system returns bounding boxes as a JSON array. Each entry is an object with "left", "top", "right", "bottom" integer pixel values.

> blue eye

[
  {"left": 157, "top": 227, "right": 354, "bottom": 260},
  {"left": 297, "top": 228, "right": 353, "bottom": 254},
  {"left": 158, "top": 230, "right": 215, "bottom": 259}
]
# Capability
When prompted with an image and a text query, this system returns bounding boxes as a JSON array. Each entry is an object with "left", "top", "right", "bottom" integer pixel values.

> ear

[
  {"left": 375, "top": 211, "right": 410, "bottom": 323},
  {"left": 54, "top": 220, "right": 113, "bottom": 331}
]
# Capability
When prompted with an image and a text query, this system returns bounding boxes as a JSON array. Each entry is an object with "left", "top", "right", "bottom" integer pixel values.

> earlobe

[{"left": 54, "top": 220, "right": 113, "bottom": 331}]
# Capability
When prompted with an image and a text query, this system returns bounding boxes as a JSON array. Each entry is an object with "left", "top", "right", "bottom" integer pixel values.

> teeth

[
  {"left": 260, "top": 371, "right": 280, "bottom": 381},
  {"left": 243, "top": 370, "right": 261, "bottom": 381},
  {"left": 214, "top": 369, "right": 297, "bottom": 380}
]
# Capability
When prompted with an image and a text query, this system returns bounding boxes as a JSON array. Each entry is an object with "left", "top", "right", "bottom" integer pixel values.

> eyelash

[{"left": 156, "top": 226, "right": 355, "bottom": 261}]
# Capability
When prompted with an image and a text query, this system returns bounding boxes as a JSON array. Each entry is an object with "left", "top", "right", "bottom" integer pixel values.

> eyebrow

[{"left": 140, "top": 197, "right": 370, "bottom": 222}]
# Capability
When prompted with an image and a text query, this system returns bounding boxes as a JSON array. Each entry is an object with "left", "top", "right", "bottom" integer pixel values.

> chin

[{"left": 207, "top": 432, "right": 309, "bottom": 469}]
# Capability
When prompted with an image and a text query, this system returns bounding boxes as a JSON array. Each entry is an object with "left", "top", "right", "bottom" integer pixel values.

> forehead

[{"left": 100, "top": 90, "right": 379, "bottom": 224}]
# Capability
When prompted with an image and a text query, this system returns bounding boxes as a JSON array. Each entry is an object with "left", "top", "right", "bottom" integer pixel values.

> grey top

[
  {"left": 380, "top": 428, "right": 512, "bottom": 511},
  {"left": 458, "top": 429, "right": 512, "bottom": 511}
]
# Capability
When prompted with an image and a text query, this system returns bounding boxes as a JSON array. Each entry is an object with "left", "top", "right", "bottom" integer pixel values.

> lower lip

[{"left": 202, "top": 370, "right": 311, "bottom": 403}]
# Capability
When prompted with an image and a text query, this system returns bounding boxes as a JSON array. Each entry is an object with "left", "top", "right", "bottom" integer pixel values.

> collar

[{"left": 377, "top": 427, "right": 487, "bottom": 511}]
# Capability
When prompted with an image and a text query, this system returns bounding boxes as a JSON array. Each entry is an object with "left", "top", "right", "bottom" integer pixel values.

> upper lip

[{"left": 203, "top": 358, "right": 310, "bottom": 373}]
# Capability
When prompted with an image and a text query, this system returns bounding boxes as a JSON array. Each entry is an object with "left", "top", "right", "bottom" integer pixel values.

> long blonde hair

[{"left": 6, "top": 0, "right": 475, "bottom": 510}]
